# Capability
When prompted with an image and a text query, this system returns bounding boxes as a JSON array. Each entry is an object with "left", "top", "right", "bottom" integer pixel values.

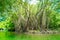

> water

[{"left": 0, "top": 32, "right": 60, "bottom": 40}]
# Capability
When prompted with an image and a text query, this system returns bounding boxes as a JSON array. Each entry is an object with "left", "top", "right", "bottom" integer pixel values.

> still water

[{"left": 0, "top": 31, "right": 60, "bottom": 40}]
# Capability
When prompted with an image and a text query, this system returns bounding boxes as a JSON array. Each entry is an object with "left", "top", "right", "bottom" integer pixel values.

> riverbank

[{"left": 24, "top": 30, "right": 60, "bottom": 34}]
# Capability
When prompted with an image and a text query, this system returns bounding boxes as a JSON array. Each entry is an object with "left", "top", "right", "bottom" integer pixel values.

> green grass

[{"left": 0, "top": 32, "right": 60, "bottom": 40}]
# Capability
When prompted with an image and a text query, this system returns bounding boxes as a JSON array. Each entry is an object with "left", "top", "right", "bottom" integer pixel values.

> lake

[{"left": 0, "top": 31, "right": 60, "bottom": 40}]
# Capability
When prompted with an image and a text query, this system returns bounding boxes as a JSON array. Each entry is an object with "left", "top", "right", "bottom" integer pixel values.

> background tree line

[{"left": 0, "top": 0, "right": 60, "bottom": 33}]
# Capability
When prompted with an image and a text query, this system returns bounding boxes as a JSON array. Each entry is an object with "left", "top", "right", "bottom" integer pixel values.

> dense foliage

[{"left": 0, "top": 0, "right": 60, "bottom": 32}]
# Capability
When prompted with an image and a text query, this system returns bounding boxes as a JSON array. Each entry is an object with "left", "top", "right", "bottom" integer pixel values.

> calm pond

[{"left": 0, "top": 31, "right": 60, "bottom": 40}]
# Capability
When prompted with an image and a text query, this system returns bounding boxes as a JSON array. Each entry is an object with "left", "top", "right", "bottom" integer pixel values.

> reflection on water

[
  {"left": 0, "top": 32, "right": 31, "bottom": 40},
  {"left": 0, "top": 32, "right": 60, "bottom": 40}
]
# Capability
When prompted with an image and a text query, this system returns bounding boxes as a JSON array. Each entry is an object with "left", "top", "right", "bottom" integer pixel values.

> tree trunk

[{"left": 40, "top": 10, "right": 47, "bottom": 31}]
